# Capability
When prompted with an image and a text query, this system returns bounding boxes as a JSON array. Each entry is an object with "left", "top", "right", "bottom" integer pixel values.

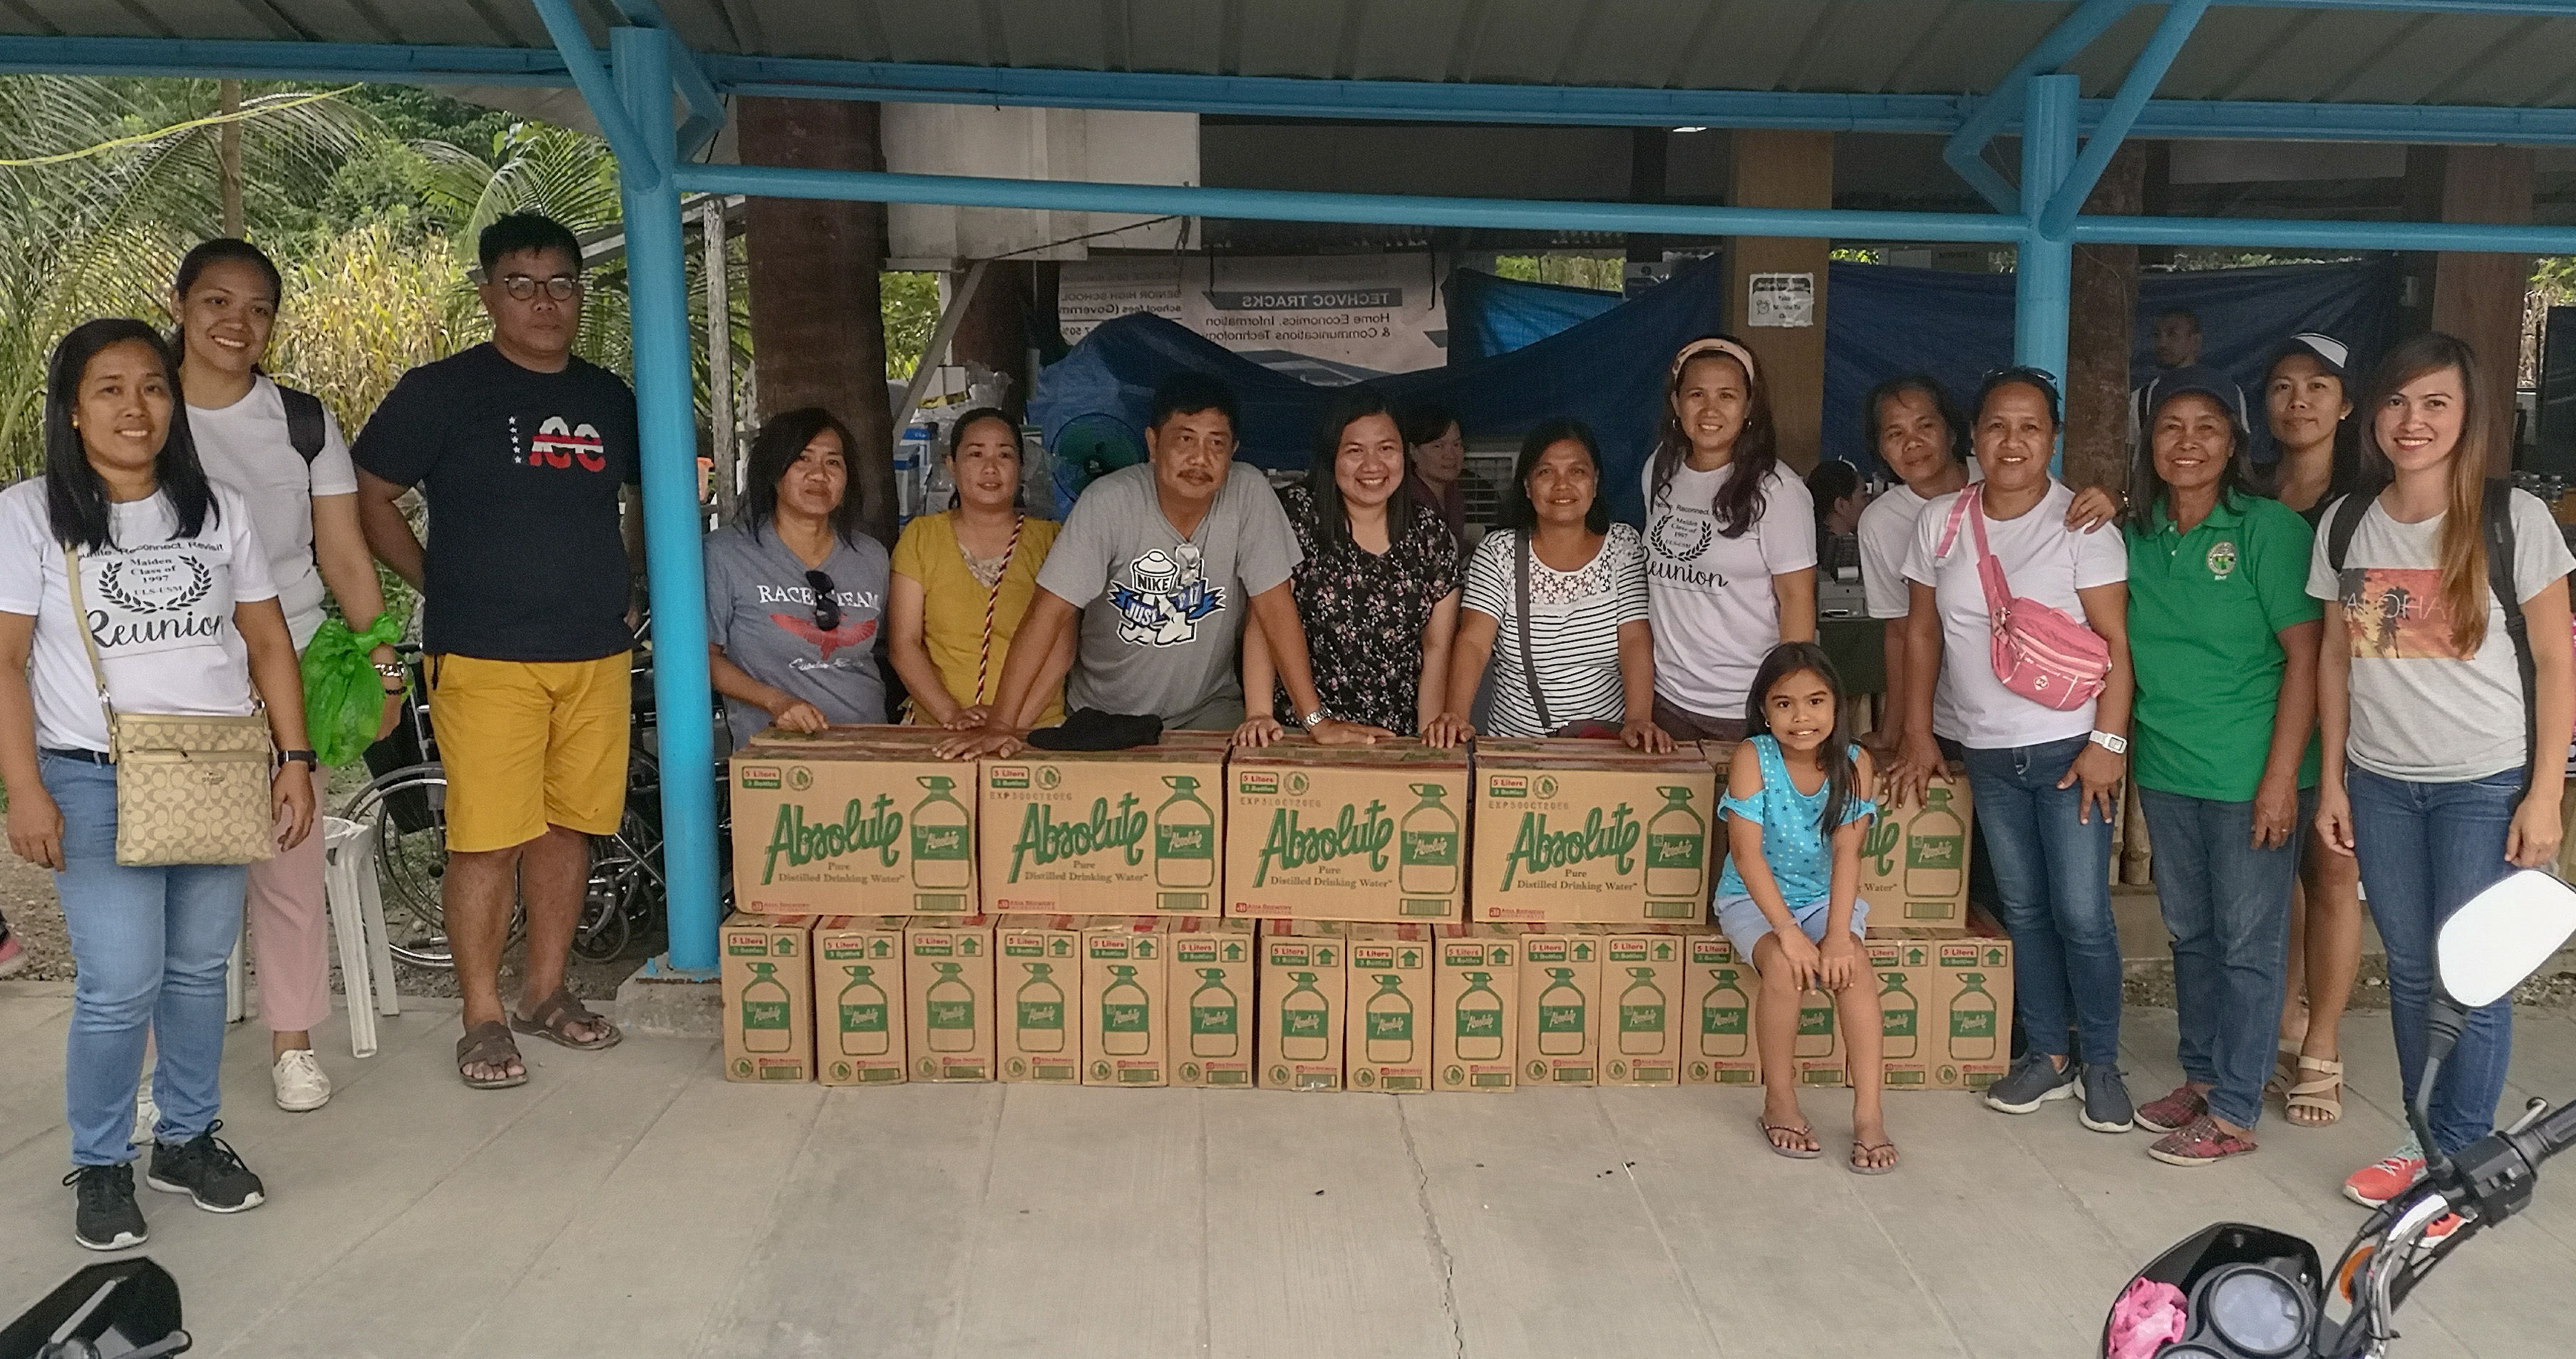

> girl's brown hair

[
  {"left": 2354, "top": 332, "right": 2492, "bottom": 654},
  {"left": 1649, "top": 336, "right": 1779, "bottom": 538}
]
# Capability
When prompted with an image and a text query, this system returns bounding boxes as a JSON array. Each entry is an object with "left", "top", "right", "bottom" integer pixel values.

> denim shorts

[{"left": 1714, "top": 893, "right": 1869, "bottom": 960}]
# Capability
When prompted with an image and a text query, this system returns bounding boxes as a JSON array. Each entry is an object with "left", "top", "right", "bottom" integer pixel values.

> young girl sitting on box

[{"left": 1716, "top": 642, "right": 1895, "bottom": 1173}]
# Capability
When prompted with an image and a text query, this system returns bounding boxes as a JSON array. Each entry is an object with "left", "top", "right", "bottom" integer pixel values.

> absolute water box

[
  {"left": 1165, "top": 916, "right": 1254, "bottom": 1088},
  {"left": 1932, "top": 915, "right": 2016, "bottom": 1090},
  {"left": 721, "top": 912, "right": 815, "bottom": 1084},
  {"left": 1517, "top": 926, "right": 1603, "bottom": 1087},
  {"left": 1433, "top": 924, "right": 1521, "bottom": 1092},
  {"left": 993, "top": 915, "right": 1083, "bottom": 1084},
  {"left": 1225, "top": 738, "right": 1467, "bottom": 922},
  {"left": 1081, "top": 918, "right": 1169, "bottom": 1087},
  {"left": 1471, "top": 739, "right": 1714, "bottom": 923},
  {"left": 977, "top": 744, "right": 1226, "bottom": 917},
  {"left": 730, "top": 727, "right": 977, "bottom": 914},
  {"left": 1865, "top": 935, "right": 1941, "bottom": 1092},
  {"left": 1858, "top": 764, "right": 1974, "bottom": 934},
  {"left": 1599, "top": 928, "right": 1696, "bottom": 1086},
  {"left": 813, "top": 915, "right": 909, "bottom": 1086},
  {"left": 1341, "top": 923, "right": 1435, "bottom": 1093},
  {"left": 1681, "top": 935, "right": 1758, "bottom": 1087},
  {"left": 1258, "top": 920, "right": 1345, "bottom": 1090},
  {"left": 903, "top": 915, "right": 994, "bottom": 1082}
]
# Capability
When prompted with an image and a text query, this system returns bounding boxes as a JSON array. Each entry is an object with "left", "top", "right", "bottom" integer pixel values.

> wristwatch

[
  {"left": 279, "top": 749, "right": 320, "bottom": 771},
  {"left": 2087, "top": 730, "right": 2129, "bottom": 755},
  {"left": 1300, "top": 708, "right": 1329, "bottom": 730}
]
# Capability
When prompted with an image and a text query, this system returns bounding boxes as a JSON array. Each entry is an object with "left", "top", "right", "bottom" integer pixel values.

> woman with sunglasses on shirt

[{"left": 704, "top": 407, "right": 890, "bottom": 749}]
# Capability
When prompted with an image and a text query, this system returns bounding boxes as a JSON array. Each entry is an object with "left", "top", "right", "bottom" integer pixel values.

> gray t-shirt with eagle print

[{"left": 704, "top": 521, "right": 888, "bottom": 749}]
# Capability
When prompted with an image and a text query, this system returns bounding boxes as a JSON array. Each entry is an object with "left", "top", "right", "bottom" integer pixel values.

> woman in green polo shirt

[{"left": 2122, "top": 381, "right": 2323, "bottom": 1168}]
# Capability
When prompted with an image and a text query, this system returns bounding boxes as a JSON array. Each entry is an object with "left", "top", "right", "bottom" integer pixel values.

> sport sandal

[{"left": 2282, "top": 1055, "right": 2344, "bottom": 1128}]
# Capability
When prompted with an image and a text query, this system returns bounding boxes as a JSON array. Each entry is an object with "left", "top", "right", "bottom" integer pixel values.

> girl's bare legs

[
  {"left": 1838, "top": 962, "right": 1895, "bottom": 1169},
  {"left": 2284, "top": 825, "right": 2362, "bottom": 1127},
  {"left": 1750, "top": 935, "right": 1817, "bottom": 1154}
]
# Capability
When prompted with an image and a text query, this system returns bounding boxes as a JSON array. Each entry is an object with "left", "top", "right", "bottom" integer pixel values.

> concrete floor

[{"left": 3, "top": 984, "right": 2572, "bottom": 1359}]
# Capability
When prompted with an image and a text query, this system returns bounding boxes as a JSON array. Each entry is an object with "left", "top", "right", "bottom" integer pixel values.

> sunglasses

[
  {"left": 805, "top": 570, "right": 841, "bottom": 632},
  {"left": 1981, "top": 365, "right": 2062, "bottom": 403},
  {"left": 499, "top": 274, "right": 582, "bottom": 302}
]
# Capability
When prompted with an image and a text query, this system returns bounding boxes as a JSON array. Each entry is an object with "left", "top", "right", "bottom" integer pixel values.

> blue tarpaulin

[{"left": 1443, "top": 267, "right": 1625, "bottom": 363}]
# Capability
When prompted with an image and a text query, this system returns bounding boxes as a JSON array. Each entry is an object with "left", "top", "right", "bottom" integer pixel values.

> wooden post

[
  {"left": 2064, "top": 144, "right": 2145, "bottom": 498},
  {"left": 1728, "top": 130, "right": 1834, "bottom": 472}
]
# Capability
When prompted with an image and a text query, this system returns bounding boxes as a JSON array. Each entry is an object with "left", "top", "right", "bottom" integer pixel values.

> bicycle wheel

[
  {"left": 341, "top": 762, "right": 463, "bottom": 968},
  {"left": 576, "top": 806, "right": 661, "bottom": 962}
]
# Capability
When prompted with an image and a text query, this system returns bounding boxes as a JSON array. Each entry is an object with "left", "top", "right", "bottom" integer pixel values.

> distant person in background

[
  {"left": 2131, "top": 307, "right": 2249, "bottom": 448},
  {"left": 1242, "top": 385, "right": 1460, "bottom": 742},
  {"left": 888, "top": 410, "right": 1071, "bottom": 732},
  {"left": 1806, "top": 458, "right": 1866, "bottom": 585},
  {"left": 1401, "top": 401, "right": 1475, "bottom": 547},
  {"left": 705, "top": 406, "right": 891, "bottom": 748}
]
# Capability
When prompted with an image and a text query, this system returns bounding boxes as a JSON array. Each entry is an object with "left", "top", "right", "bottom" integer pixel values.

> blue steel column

[
  {"left": 2015, "top": 72, "right": 2079, "bottom": 473},
  {"left": 612, "top": 26, "right": 722, "bottom": 975}
]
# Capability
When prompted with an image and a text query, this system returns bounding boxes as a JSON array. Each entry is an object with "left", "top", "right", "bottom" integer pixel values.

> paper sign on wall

[{"left": 1747, "top": 272, "right": 1815, "bottom": 328}]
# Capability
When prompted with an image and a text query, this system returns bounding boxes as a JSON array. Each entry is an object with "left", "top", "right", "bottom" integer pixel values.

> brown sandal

[
  {"left": 510, "top": 985, "right": 624, "bottom": 1051},
  {"left": 457, "top": 1020, "right": 528, "bottom": 1089},
  {"left": 2282, "top": 1056, "right": 2344, "bottom": 1127}
]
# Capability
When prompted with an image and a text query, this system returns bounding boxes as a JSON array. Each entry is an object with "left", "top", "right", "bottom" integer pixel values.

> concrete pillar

[
  {"left": 738, "top": 96, "right": 899, "bottom": 547},
  {"left": 2064, "top": 144, "right": 2145, "bottom": 496},
  {"left": 2433, "top": 145, "right": 2535, "bottom": 473},
  {"left": 1728, "top": 129, "right": 1833, "bottom": 471}
]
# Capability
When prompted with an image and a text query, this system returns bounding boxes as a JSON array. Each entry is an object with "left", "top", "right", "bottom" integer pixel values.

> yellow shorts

[{"left": 427, "top": 652, "right": 632, "bottom": 853}]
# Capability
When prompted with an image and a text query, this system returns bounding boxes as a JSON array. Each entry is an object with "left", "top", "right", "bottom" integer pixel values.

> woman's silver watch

[
  {"left": 2087, "top": 729, "right": 2129, "bottom": 755},
  {"left": 1300, "top": 708, "right": 1329, "bottom": 729}
]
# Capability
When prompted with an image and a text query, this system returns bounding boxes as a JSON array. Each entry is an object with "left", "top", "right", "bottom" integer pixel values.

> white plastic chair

[{"left": 321, "top": 816, "right": 401, "bottom": 1057}]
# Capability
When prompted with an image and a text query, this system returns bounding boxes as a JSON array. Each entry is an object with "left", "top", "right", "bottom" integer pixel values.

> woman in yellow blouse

[{"left": 889, "top": 409, "right": 1074, "bottom": 727}]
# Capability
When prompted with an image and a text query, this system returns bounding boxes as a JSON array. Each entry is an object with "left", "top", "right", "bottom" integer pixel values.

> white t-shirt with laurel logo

[
  {"left": 1642, "top": 459, "right": 1816, "bottom": 717},
  {"left": 0, "top": 478, "right": 276, "bottom": 752}
]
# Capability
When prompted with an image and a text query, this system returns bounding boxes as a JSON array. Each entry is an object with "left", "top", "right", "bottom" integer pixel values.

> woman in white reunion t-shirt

[
  {"left": 1432, "top": 419, "right": 1669, "bottom": 751},
  {"left": 1890, "top": 368, "right": 2138, "bottom": 1131},
  {"left": 173, "top": 239, "right": 401, "bottom": 1114},
  {"left": 1641, "top": 336, "right": 1815, "bottom": 742},
  {"left": 0, "top": 319, "right": 313, "bottom": 1243}
]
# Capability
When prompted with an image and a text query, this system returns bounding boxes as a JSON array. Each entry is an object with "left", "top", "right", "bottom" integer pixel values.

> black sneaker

[
  {"left": 64, "top": 1164, "right": 147, "bottom": 1251},
  {"left": 145, "top": 1122, "right": 265, "bottom": 1213},
  {"left": 2081, "top": 1063, "right": 2136, "bottom": 1134},
  {"left": 1984, "top": 1051, "right": 2081, "bottom": 1114}
]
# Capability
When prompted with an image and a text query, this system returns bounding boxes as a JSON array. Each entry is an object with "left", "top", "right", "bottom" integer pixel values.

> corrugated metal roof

[{"left": 4, "top": 2, "right": 2574, "bottom": 112}]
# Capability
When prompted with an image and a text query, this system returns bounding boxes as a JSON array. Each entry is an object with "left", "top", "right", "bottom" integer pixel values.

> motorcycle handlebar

[{"left": 2531, "top": 1100, "right": 2576, "bottom": 1159}]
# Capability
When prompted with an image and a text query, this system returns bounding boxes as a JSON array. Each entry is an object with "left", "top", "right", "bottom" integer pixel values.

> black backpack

[
  {"left": 2324, "top": 478, "right": 2537, "bottom": 791},
  {"left": 276, "top": 384, "right": 327, "bottom": 463}
]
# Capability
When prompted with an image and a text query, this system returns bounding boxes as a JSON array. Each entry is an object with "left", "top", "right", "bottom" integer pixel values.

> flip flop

[
  {"left": 1850, "top": 1141, "right": 1900, "bottom": 1176},
  {"left": 510, "top": 985, "right": 624, "bottom": 1052},
  {"left": 456, "top": 1020, "right": 528, "bottom": 1089},
  {"left": 1757, "top": 1114, "right": 1822, "bottom": 1159}
]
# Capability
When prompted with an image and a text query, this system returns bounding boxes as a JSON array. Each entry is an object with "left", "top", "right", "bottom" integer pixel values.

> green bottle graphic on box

[
  {"left": 912, "top": 775, "right": 972, "bottom": 889},
  {"left": 1796, "top": 987, "right": 1836, "bottom": 1057},
  {"left": 1906, "top": 786, "right": 1965, "bottom": 901},
  {"left": 1398, "top": 782, "right": 1460, "bottom": 896},
  {"left": 837, "top": 964, "right": 889, "bottom": 1056},
  {"left": 925, "top": 961, "right": 976, "bottom": 1052},
  {"left": 1950, "top": 971, "right": 1998, "bottom": 1060},
  {"left": 1880, "top": 972, "right": 1917, "bottom": 1059},
  {"left": 1155, "top": 774, "right": 1216, "bottom": 888},
  {"left": 1537, "top": 968, "right": 1587, "bottom": 1055},
  {"left": 742, "top": 962, "right": 792, "bottom": 1053},
  {"left": 1101, "top": 964, "right": 1152, "bottom": 1054},
  {"left": 1644, "top": 786, "right": 1706, "bottom": 900},
  {"left": 1619, "top": 967, "right": 1667, "bottom": 1055},
  {"left": 1280, "top": 972, "right": 1331, "bottom": 1060},
  {"left": 1015, "top": 962, "right": 1064, "bottom": 1052},
  {"left": 1364, "top": 972, "right": 1415, "bottom": 1063},
  {"left": 1190, "top": 968, "right": 1239, "bottom": 1057},
  {"left": 1455, "top": 971, "right": 1505, "bottom": 1060},
  {"left": 1699, "top": 967, "right": 1748, "bottom": 1057}
]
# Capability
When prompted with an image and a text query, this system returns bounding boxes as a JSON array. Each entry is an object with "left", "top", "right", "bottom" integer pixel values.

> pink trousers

[{"left": 244, "top": 766, "right": 330, "bottom": 1033}]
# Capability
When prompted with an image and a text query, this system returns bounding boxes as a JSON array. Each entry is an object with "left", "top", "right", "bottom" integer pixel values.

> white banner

[{"left": 1059, "top": 255, "right": 1447, "bottom": 381}]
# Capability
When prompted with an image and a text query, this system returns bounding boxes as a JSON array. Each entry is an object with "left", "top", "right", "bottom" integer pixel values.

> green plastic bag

[{"left": 301, "top": 602, "right": 410, "bottom": 767}]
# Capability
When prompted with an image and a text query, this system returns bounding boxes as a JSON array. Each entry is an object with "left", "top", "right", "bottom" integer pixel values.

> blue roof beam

[
  {"left": 531, "top": 0, "right": 652, "bottom": 173},
  {"left": 608, "top": 0, "right": 726, "bottom": 162},
  {"left": 1942, "top": 0, "right": 2138, "bottom": 215},
  {"left": 2040, "top": 0, "right": 2208, "bottom": 239}
]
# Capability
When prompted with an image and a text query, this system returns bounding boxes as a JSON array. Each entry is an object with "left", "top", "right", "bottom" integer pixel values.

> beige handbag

[{"left": 64, "top": 542, "right": 276, "bottom": 866}]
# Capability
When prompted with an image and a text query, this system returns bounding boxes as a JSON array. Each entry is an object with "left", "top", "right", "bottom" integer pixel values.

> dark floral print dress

[{"left": 1269, "top": 482, "right": 1462, "bottom": 734}]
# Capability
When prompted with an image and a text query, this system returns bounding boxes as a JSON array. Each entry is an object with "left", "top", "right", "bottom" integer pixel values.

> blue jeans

[
  {"left": 43, "top": 755, "right": 248, "bottom": 1166},
  {"left": 1962, "top": 734, "right": 2121, "bottom": 1067},
  {"left": 2138, "top": 786, "right": 2312, "bottom": 1130},
  {"left": 2346, "top": 765, "right": 2522, "bottom": 1157}
]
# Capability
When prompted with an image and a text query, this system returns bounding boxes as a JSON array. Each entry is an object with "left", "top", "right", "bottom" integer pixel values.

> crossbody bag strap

[
  {"left": 972, "top": 514, "right": 1026, "bottom": 707},
  {"left": 2483, "top": 479, "right": 2538, "bottom": 794},
  {"left": 59, "top": 540, "right": 119, "bottom": 761},
  {"left": 1957, "top": 484, "right": 2016, "bottom": 618},
  {"left": 1515, "top": 530, "right": 1552, "bottom": 734}
]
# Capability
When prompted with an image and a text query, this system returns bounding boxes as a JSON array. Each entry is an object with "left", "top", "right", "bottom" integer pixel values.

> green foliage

[
  {"left": 1490, "top": 254, "right": 1623, "bottom": 292},
  {"left": 883, "top": 271, "right": 939, "bottom": 379}
]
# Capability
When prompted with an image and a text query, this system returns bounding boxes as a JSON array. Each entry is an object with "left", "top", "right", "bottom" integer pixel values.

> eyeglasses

[
  {"left": 805, "top": 570, "right": 841, "bottom": 632},
  {"left": 499, "top": 275, "right": 582, "bottom": 302}
]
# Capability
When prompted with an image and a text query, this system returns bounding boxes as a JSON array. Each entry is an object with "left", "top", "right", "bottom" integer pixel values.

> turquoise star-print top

[{"left": 1714, "top": 734, "right": 1876, "bottom": 911}]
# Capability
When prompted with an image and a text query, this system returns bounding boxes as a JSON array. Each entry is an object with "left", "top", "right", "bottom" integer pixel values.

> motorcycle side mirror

[
  {"left": 2438, "top": 870, "right": 2576, "bottom": 1009},
  {"left": 0, "top": 1258, "right": 187, "bottom": 1359}
]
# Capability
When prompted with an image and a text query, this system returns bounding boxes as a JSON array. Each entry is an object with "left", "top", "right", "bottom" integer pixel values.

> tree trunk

[
  {"left": 738, "top": 97, "right": 896, "bottom": 547},
  {"left": 217, "top": 80, "right": 242, "bottom": 237},
  {"left": 2064, "top": 143, "right": 2145, "bottom": 498}
]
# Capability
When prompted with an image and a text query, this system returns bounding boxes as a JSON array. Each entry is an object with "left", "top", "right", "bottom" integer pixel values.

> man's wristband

[{"left": 278, "top": 749, "right": 320, "bottom": 771}]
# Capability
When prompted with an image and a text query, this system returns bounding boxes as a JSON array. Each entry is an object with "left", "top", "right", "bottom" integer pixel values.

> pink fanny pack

[{"left": 1934, "top": 484, "right": 2110, "bottom": 712}]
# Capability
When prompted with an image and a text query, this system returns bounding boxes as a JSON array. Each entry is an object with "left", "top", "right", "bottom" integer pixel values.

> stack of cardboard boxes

[{"left": 715, "top": 727, "right": 2011, "bottom": 1096}]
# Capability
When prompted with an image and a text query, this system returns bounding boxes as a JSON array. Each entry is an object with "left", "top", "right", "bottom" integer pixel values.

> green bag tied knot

[{"left": 301, "top": 603, "right": 409, "bottom": 767}]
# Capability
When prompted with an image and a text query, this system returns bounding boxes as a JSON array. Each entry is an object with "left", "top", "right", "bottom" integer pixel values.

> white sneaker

[
  {"left": 271, "top": 1049, "right": 331, "bottom": 1112},
  {"left": 130, "top": 1088, "right": 158, "bottom": 1146}
]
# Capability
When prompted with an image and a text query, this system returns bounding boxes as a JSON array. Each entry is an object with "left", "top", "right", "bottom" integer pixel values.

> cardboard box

[
  {"left": 978, "top": 745, "right": 1227, "bottom": 917},
  {"left": 993, "top": 914, "right": 1083, "bottom": 1084},
  {"left": 903, "top": 916, "right": 994, "bottom": 1082},
  {"left": 1518, "top": 925, "right": 1603, "bottom": 1086},
  {"left": 1225, "top": 738, "right": 1467, "bottom": 922},
  {"left": 1165, "top": 916, "right": 1255, "bottom": 1088},
  {"left": 1866, "top": 935, "right": 1942, "bottom": 1092},
  {"left": 813, "top": 916, "right": 909, "bottom": 1085},
  {"left": 729, "top": 727, "right": 978, "bottom": 913},
  {"left": 1859, "top": 764, "right": 1974, "bottom": 934},
  {"left": 1681, "top": 934, "right": 1759, "bottom": 1087},
  {"left": 721, "top": 913, "right": 815, "bottom": 1083},
  {"left": 1932, "top": 918, "right": 2016, "bottom": 1090},
  {"left": 1081, "top": 918, "right": 1168, "bottom": 1087},
  {"left": 1780, "top": 978, "right": 1848, "bottom": 1089},
  {"left": 1433, "top": 924, "right": 1521, "bottom": 1092},
  {"left": 1471, "top": 739, "right": 1714, "bottom": 923},
  {"left": 1257, "top": 920, "right": 1345, "bottom": 1090},
  {"left": 1342, "top": 923, "right": 1435, "bottom": 1093},
  {"left": 1599, "top": 928, "right": 1693, "bottom": 1086}
]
